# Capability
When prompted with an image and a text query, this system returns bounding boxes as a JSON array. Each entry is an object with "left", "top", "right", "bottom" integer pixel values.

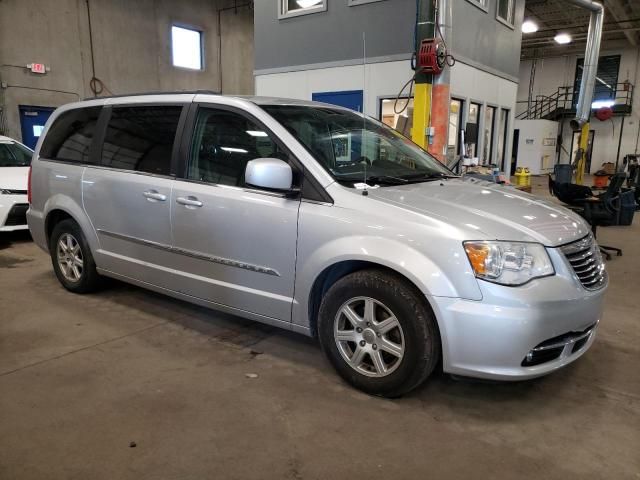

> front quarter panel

[{"left": 292, "top": 187, "right": 483, "bottom": 331}]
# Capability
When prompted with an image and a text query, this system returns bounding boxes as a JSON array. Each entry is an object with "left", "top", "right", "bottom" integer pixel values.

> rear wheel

[
  {"left": 318, "top": 269, "right": 440, "bottom": 397},
  {"left": 50, "top": 219, "right": 101, "bottom": 293}
]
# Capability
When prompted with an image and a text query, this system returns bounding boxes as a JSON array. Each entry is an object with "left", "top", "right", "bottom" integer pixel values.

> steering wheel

[{"left": 357, "top": 156, "right": 373, "bottom": 166}]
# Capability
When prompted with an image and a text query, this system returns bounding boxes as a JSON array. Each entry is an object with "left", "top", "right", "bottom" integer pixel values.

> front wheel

[{"left": 318, "top": 269, "right": 440, "bottom": 397}]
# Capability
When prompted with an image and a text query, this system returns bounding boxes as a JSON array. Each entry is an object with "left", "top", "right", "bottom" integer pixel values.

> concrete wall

[
  {"left": 0, "top": 0, "right": 254, "bottom": 142},
  {"left": 517, "top": 48, "right": 640, "bottom": 172},
  {"left": 254, "top": 0, "right": 525, "bottom": 80}
]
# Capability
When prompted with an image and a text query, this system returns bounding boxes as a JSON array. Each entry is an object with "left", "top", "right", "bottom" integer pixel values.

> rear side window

[
  {"left": 101, "top": 105, "right": 182, "bottom": 176},
  {"left": 40, "top": 107, "right": 101, "bottom": 163}
]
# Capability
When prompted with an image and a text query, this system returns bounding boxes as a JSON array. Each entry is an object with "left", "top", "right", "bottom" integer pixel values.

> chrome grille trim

[{"left": 559, "top": 234, "right": 607, "bottom": 291}]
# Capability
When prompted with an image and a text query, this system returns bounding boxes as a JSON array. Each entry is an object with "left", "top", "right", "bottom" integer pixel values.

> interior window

[
  {"left": 40, "top": 107, "right": 101, "bottom": 163},
  {"left": 188, "top": 108, "right": 287, "bottom": 186},
  {"left": 101, "top": 105, "right": 181, "bottom": 176}
]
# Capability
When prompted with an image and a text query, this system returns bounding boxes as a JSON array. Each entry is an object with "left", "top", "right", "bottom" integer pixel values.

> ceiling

[{"left": 521, "top": 0, "right": 640, "bottom": 60}]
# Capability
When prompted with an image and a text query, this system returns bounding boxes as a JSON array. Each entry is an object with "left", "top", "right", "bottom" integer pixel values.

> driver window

[{"left": 189, "top": 108, "right": 286, "bottom": 186}]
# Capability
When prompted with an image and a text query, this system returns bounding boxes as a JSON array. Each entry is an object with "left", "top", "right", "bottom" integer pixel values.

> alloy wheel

[
  {"left": 333, "top": 296, "right": 405, "bottom": 377},
  {"left": 56, "top": 233, "right": 84, "bottom": 282}
]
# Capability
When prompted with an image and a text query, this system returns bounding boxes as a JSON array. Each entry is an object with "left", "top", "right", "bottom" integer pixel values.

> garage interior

[{"left": 1, "top": 0, "right": 640, "bottom": 478}]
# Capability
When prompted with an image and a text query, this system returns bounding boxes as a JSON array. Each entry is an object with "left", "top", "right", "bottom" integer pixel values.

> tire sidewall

[
  {"left": 50, "top": 219, "right": 96, "bottom": 292},
  {"left": 318, "top": 271, "right": 438, "bottom": 396}
]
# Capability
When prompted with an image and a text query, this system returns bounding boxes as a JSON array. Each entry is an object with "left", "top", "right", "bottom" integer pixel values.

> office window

[
  {"left": 447, "top": 98, "right": 464, "bottom": 165},
  {"left": 279, "top": 0, "right": 327, "bottom": 19},
  {"left": 466, "top": 102, "right": 481, "bottom": 158},
  {"left": 496, "top": 0, "right": 515, "bottom": 26},
  {"left": 574, "top": 55, "right": 621, "bottom": 106},
  {"left": 483, "top": 106, "right": 496, "bottom": 165},
  {"left": 380, "top": 97, "right": 414, "bottom": 136},
  {"left": 189, "top": 108, "right": 287, "bottom": 186},
  {"left": 40, "top": 107, "right": 101, "bottom": 164},
  {"left": 497, "top": 109, "right": 509, "bottom": 171},
  {"left": 171, "top": 25, "right": 203, "bottom": 70},
  {"left": 101, "top": 105, "right": 182, "bottom": 176},
  {"left": 465, "top": 0, "right": 488, "bottom": 12}
]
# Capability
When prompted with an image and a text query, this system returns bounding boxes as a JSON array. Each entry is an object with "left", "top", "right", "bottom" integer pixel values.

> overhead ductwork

[{"left": 566, "top": 0, "right": 604, "bottom": 130}]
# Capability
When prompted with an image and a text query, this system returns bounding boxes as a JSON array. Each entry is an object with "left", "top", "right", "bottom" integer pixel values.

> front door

[
  {"left": 170, "top": 106, "right": 300, "bottom": 322},
  {"left": 83, "top": 104, "right": 184, "bottom": 288},
  {"left": 19, "top": 106, "right": 55, "bottom": 149}
]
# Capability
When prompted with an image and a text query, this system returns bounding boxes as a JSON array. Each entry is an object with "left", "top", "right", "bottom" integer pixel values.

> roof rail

[{"left": 81, "top": 90, "right": 222, "bottom": 101}]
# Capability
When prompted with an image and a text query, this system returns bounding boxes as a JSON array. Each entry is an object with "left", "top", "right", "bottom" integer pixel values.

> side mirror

[{"left": 245, "top": 158, "right": 295, "bottom": 193}]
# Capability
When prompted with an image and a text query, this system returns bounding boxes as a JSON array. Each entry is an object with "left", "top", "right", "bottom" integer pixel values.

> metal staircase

[{"left": 517, "top": 82, "right": 634, "bottom": 120}]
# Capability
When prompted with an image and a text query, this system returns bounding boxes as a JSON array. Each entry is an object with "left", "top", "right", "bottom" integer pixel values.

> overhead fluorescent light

[
  {"left": 246, "top": 130, "right": 268, "bottom": 137},
  {"left": 554, "top": 33, "right": 572, "bottom": 44},
  {"left": 221, "top": 147, "right": 248, "bottom": 153},
  {"left": 521, "top": 20, "right": 538, "bottom": 33},
  {"left": 296, "top": 0, "right": 322, "bottom": 8}
]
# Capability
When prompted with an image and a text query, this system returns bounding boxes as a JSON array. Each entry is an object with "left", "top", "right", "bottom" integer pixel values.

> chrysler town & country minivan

[{"left": 27, "top": 93, "right": 606, "bottom": 397}]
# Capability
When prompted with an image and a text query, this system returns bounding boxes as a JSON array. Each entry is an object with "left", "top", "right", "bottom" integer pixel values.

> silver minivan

[{"left": 28, "top": 93, "right": 606, "bottom": 397}]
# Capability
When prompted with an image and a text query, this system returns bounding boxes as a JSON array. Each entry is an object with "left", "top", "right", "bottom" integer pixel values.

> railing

[{"left": 517, "top": 82, "right": 634, "bottom": 120}]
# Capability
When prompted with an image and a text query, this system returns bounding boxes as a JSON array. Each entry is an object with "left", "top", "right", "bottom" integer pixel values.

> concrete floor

[{"left": 1, "top": 182, "right": 639, "bottom": 479}]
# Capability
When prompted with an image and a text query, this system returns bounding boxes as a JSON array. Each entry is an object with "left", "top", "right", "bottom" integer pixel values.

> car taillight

[{"left": 27, "top": 166, "right": 32, "bottom": 204}]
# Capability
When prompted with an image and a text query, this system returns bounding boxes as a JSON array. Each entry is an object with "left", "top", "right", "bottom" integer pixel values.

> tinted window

[
  {"left": 40, "top": 107, "right": 101, "bottom": 163},
  {"left": 102, "top": 105, "right": 182, "bottom": 176},
  {"left": 0, "top": 142, "right": 33, "bottom": 167},
  {"left": 189, "top": 108, "right": 287, "bottom": 186}
]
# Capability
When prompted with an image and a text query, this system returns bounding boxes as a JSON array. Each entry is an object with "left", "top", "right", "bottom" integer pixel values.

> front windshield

[
  {"left": 262, "top": 105, "right": 453, "bottom": 185},
  {"left": 0, "top": 142, "right": 33, "bottom": 167}
]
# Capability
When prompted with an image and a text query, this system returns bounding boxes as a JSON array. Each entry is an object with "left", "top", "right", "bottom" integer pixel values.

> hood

[
  {"left": 0, "top": 166, "right": 29, "bottom": 191},
  {"left": 367, "top": 179, "right": 590, "bottom": 247}
]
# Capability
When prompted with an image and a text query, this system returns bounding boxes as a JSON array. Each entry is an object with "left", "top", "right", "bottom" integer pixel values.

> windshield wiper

[
  {"left": 365, "top": 175, "right": 409, "bottom": 185},
  {"left": 399, "top": 172, "right": 458, "bottom": 182}
]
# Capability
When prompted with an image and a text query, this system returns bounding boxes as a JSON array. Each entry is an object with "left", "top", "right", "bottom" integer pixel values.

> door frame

[{"left": 18, "top": 105, "right": 55, "bottom": 149}]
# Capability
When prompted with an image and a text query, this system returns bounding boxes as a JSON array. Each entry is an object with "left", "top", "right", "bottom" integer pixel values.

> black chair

[
  {"left": 549, "top": 173, "right": 625, "bottom": 260},
  {"left": 574, "top": 173, "right": 626, "bottom": 260}
]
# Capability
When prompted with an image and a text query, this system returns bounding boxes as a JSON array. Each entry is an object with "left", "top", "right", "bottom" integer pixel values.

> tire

[
  {"left": 49, "top": 218, "right": 101, "bottom": 293},
  {"left": 318, "top": 269, "right": 440, "bottom": 398}
]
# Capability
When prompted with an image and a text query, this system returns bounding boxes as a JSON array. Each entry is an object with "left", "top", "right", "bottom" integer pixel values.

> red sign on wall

[{"left": 30, "top": 63, "right": 46, "bottom": 74}]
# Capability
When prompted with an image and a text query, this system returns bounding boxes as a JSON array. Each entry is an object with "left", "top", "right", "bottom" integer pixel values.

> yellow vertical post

[
  {"left": 576, "top": 122, "right": 590, "bottom": 185},
  {"left": 412, "top": 83, "right": 432, "bottom": 148}
]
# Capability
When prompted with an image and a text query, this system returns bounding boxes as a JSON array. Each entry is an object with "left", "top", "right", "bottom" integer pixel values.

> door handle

[
  {"left": 176, "top": 196, "right": 203, "bottom": 208},
  {"left": 143, "top": 190, "right": 167, "bottom": 202}
]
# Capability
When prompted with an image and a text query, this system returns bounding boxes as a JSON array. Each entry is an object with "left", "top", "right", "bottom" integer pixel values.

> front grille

[
  {"left": 522, "top": 323, "right": 597, "bottom": 367},
  {"left": 4, "top": 203, "right": 28, "bottom": 226},
  {"left": 559, "top": 234, "right": 607, "bottom": 290}
]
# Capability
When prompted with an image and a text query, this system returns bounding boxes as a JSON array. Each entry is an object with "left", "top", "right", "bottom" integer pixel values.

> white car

[{"left": 0, "top": 135, "right": 33, "bottom": 232}]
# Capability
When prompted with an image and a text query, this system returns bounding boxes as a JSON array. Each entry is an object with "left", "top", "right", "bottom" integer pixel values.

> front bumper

[
  {"left": 0, "top": 195, "right": 29, "bottom": 231},
  {"left": 432, "top": 247, "right": 606, "bottom": 380}
]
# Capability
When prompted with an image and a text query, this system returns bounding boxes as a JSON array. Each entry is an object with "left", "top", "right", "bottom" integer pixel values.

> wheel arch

[
  {"left": 306, "top": 259, "right": 441, "bottom": 340},
  {"left": 42, "top": 195, "right": 99, "bottom": 253}
]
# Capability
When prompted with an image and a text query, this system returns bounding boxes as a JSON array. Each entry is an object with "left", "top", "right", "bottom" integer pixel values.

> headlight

[{"left": 463, "top": 241, "right": 554, "bottom": 286}]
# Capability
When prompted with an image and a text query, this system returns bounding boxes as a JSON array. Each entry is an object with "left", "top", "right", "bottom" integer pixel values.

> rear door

[
  {"left": 82, "top": 103, "right": 186, "bottom": 287},
  {"left": 169, "top": 104, "right": 301, "bottom": 322}
]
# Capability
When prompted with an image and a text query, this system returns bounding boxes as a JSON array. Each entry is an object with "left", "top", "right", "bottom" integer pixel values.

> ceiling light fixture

[
  {"left": 521, "top": 20, "right": 538, "bottom": 33},
  {"left": 554, "top": 33, "right": 572, "bottom": 44}
]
